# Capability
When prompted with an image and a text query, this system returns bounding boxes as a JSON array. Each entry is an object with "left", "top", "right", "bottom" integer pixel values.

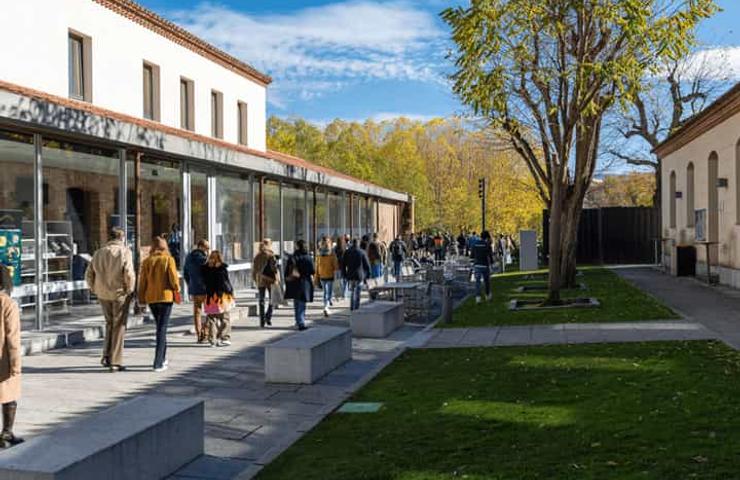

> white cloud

[
  {"left": 675, "top": 46, "right": 740, "bottom": 81},
  {"left": 170, "top": 1, "right": 447, "bottom": 107}
]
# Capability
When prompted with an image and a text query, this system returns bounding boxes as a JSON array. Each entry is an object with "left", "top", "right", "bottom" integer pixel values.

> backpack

[
  {"left": 262, "top": 256, "right": 278, "bottom": 281},
  {"left": 391, "top": 241, "right": 403, "bottom": 257}
]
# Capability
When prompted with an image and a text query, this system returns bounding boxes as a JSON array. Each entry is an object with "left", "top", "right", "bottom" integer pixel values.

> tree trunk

[
  {"left": 547, "top": 184, "right": 564, "bottom": 304},
  {"left": 559, "top": 199, "right": 581, "bottom": 289}
]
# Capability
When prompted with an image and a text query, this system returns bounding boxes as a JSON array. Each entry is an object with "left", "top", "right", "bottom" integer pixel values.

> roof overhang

[{"left": 0, "top": 83, "right": 409, "bottom": 203}]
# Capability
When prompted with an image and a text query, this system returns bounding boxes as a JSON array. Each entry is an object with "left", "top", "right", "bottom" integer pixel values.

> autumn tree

[{"left": 443, "top": 0, "right": 717, "bottom": 302}]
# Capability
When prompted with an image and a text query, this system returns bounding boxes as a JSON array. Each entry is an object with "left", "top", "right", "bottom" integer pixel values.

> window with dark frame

[
  {"left": 238, "top": 101, "right": 248, "bottom": 146},
  {"left": 143, "top": 62, "right": 160, "bottom": 121},
  {"left": 68, "top": 31, "right": 91, "bottom": 101},
  {"left": 211, "top": 90, "right": 224, "bottom": 139},
  {"left": 180, "top": 78, "right": 194, "bottom": 131}
]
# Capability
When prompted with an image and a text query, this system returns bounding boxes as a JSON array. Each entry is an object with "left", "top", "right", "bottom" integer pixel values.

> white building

[
  {"left": 657, "top": 82, "right": 740, "bottom": 286},
  {"left": 0, "top": 0, "right": 411, "bottom": 329}
]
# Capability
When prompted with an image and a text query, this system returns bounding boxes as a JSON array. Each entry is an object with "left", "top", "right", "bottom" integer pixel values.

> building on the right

[{"left": 656, "top": 82, "right": 740, "bottom": 286}]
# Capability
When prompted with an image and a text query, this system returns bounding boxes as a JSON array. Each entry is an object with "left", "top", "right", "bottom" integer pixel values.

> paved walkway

[
  {"left": 615, "top": 267, "right": 740, "bottom": 349},
  {"left": 14, "top": 296, "right": 428, "bottom": 480},
  {"left": 422, "top": 321, "right": 718, "bottom": 348}
]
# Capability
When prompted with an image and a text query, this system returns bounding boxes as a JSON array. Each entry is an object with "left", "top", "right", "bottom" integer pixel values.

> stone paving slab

[
  {"left": 420, "top": 321, "right": 718, "bottom": 349},
  {"left": 8, "top": 294, "right": 427, "bottom": 480}
]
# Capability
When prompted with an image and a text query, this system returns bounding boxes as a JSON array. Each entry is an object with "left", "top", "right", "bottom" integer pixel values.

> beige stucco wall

[{"left": 662, "top": 111, "right": 740, "bottom": 272}]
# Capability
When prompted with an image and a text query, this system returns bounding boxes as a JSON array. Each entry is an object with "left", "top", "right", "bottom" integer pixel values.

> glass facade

[
  {"left": 0, "top": 127, "right": 403, "bottom": 330},
  {"left": 216, "top": 174, "right": 251, "bottom": 264},
  {"left": 41, "top": 138, "right": 120, "bottom": 320},
  {"left": 328, "top": 192, "right": 343, "bottom": 239},
  {"left": 0, "top": 130, "right": 36, "bottom": 327},
  {"left": 282, "top": 184, "right": 306, "bottom": 254}
]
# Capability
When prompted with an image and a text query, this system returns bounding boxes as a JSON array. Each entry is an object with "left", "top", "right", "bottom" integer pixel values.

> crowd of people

[{"left": 76, "top": 227, "right": 411, "bottom": 374}]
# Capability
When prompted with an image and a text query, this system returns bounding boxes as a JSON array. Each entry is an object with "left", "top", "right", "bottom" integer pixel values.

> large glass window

[
  {"left": 363, "top": 197, "right": 375, "bottom": 235},
  {"left": 328, "top": 192, "right": 342, "bottom": 239},
  {"left": 263, "top": 181, "right": 281, "bottom": 247},
  {"left": 283, "top": 184, "right": 306, "bottom": 253},
  {"left": 191, "top": 170, "right": 208, "bottom": 251},
  {"left": 139, "top": 158, "right": 182, "bottom": 265},
  {"left": 316, "top": 189, "right": 329, "bottom": 241},
  {"left": 41, "top": 138, "right": 120, "bottom": 320},
  {"left": 216, "top": 174, "right": 251, "bottom": 264},
  {"left": 0, "top": 130, "right": 36, "bottom": 325}
]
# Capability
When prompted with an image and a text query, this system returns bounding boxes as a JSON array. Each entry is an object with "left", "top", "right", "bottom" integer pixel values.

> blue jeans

[
  {"left": 321, "top": 279, "right": 333, "bottom": 308},
  {"left": 293, "top": 300, "right": 306, "bottom": 327},
  {"left": 348, "top": 280, "right": 362, "bottom": 311},
  {"left": 474, "top": 265, "right": 491, "bottom": 298},
  {"left": 393, "top": 260, "right": 402, "bottom": 279},
  {"left": 149, "top": 302, "right": 172, "bottom": 369},
  {"left": 371, "top": 264, "right": 382, "bottom": 279}
]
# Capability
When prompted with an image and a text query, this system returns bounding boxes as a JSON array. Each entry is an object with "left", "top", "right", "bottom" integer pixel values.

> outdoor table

[
  {"left": 694, "top": 241, "right": 720, "bottom": 285},
  {"left": 369, "top": 282, "right": 425, "bottom": 302}
]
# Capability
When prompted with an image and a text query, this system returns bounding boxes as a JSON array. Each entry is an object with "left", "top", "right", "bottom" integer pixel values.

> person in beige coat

[
  {"left": 85, "top": 228, "right": 135, "bottom": 372},
  {"left": 0, "top": 265, "right": 23, "bottom": 448}
]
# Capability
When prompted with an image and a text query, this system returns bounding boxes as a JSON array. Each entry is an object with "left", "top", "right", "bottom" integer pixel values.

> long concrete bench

[
  {"left": 265, "top": 326, "right": 351, "bottom": 384},
  {"left": 350, "top": 301, "right": 404, "bottom": 338},
  {"left": 0, "top": 395, "right": 203, "bottom": 480}
]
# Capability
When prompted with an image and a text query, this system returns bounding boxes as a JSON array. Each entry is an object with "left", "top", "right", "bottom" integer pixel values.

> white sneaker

[
  {"left": 324, "top": 307, "right": 331, "bottom": 317},
  {"left": 153, "top": 365, "right": 168, "bottom": 373},
  {"left": 486, "top": 294, "right": 492, "bottom": 302},
  {"left": 220, "top": 340, "right": 231, "bottom": 346},
  {"left": 476, "top": 296, "right": 482, "bottom": 304},
  {"left": 163, "top": 360, "right": 169, "bottom": 367}
]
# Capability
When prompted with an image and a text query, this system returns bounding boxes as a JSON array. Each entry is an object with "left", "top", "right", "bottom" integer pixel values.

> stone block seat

[
  {"left": 265, "top": 326, "right": 352, "bottom": 384},
  {"left": 350, "top": 301, "right": 404, "bottom": 338},
  {"left": 0, "top": 395, "right": 204, "bottom": 480}
]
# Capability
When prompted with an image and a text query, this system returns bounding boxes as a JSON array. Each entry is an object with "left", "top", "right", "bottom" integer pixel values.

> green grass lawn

[
  {"left": 257, "top": 342, "right": 740, "bottom": 480},
  {"left": 447, "top": 267, "right": 678, "bottom": 327}
]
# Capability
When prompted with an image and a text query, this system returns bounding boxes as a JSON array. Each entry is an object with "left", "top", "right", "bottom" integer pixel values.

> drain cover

[{"left": 337, "top": 402, "right": 384, "bottom": 413}]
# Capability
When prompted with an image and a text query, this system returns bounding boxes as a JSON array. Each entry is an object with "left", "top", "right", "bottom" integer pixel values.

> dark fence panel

[{"left": 543, "top": 207, "right": 659, "bottom": 265}]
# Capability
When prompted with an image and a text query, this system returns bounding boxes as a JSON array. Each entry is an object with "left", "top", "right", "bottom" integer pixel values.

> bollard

[{"left": 441, "top": 285, "right": 453, "bottom": 324}]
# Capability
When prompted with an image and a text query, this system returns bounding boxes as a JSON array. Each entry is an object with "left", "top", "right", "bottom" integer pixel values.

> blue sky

[{"left": 140, "top": 0, "right": 740, "bottom": 124}]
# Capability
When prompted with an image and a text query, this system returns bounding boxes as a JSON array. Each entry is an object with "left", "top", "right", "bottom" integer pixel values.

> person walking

[
  {"left": 457, "top": 231, "right": 467, "bottom": 257},
  {"left": 316, "top": 237, "right": 339, "bottom": 317},
  {"left": 284, "top": 240, "right": 314, "bottom": 330},
  {"left": 342, "top": 238, "right": 371, "bottom": 311},
  {"left": 389, "top": 235, "right": 407, "bottom": 281},
  {"left": 138, "top": 236, "right": 180, "bottom": 372},
  {"left": 85, "top": 227, "right": 135, "bottom": 372},
  {"left": 471, "top": 231, "right": 495, "bottom": 304},
  {"left": 252, "top": 239, "right": 278, "bottom": 328},
  {"left": 334, "top": 236, "right": 348, "bottom": 299},
  {"left": 202, "top": 250, "right": 235, "bottom": 346},
  {"left": 367, "top": 235, "right": 383, "bottom": 284},
  {"left": 183, "top": 239, "right": 209, "bottom": 343},
  {"left": 0, "top": 266, "right": 23, "bottom": 448}
]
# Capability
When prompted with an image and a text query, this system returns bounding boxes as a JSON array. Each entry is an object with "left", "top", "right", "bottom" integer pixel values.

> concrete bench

[
  {"left": 265, "top": 326, "right": 351, "bottom": 384},
  {"left": 350, "top": 301, "right": 404, "bottom": 338},
  {"left": 0, "top": 395, "right": 203, "bottom": 480}
]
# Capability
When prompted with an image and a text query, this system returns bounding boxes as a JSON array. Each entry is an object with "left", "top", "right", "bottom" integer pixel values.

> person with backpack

[
  {"left": 471, "top": 231, "right": 495, "bottom": 304},
  {"left": 389, "top": 235, "right": 407, "bottom": 281},
  {"left": 342, "top": 238, "right": 371, "bottom": 311},
  {"left": 284, "top": 239, "right": 315, "bottom": 330},
  {"left": 367, "top": 235, "right": 383, "bottom": 283},
  {"left": 316, "top": 236, "right": 339, "bottom": 317},
  {"left": 138, "top": 236, "right": 180, "bottom": 372},
  {"left": 252, "top": 239, "right": 278, "bottom": 328},
  {"left": 201, "top": 250, "right": 235, "bottom": 346},
  {"left": 183, "top": 239, "right": 209, "bottom": 343},
  {"left": 457, "top": 231, "right": 467, "bottom": 257}
]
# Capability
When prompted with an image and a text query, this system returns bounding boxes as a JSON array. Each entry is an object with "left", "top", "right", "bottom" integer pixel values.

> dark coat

[
  {"left": 201, "top": 264, "right": 234, "bottom": 298},
  {"left": 342, "top": 246, "right": 371, "bottom": 282},
  {"left": 284, "top": 251, "right": 315, "bottom": 302},
  {"left": 183, "top": 249, "right": 208, "bottom": 295}
]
